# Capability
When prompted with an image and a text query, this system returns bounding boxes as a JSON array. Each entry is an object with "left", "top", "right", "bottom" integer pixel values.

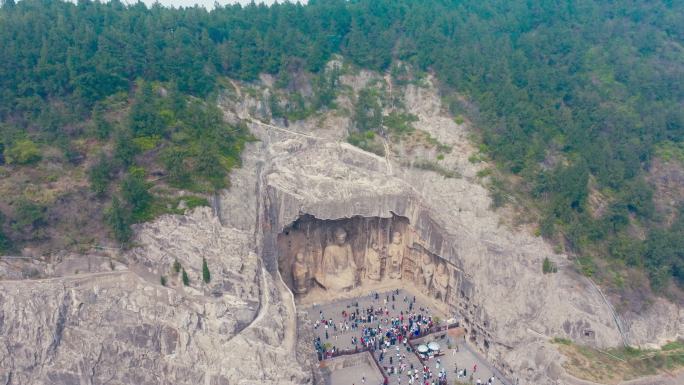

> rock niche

[{"left": 277, "top": 214, "right": 461, "bottom": 308}]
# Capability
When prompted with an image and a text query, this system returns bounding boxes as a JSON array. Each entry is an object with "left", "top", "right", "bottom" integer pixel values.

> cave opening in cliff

[{"left": 276, "top": 213, "right": 461, "bottom": 310}]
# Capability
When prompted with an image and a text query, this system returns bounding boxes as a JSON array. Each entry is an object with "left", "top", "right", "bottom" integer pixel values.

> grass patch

[
  {"left": 347, "top": 131, "right": 385, "bottom": 156},
  {"left": 552, "top": 337, "right": 572, "bottom": 345},
  {"left": 554, "top": 338, "right": 684, "bottom": 384},
  {"left": 488, "top": 175, "right": 510, "bottom": 208},
  {"left": 468, "top": 153, "right": 484, "bottom": 163},
  {"left": 577, "top": 255, "right": 597, "bottom": 277},
  {"left": 410, "top": 158, "right": 459, "bottom": 178},
  {"left": 476, "top": 168, "right": 492, "bottom": 178},
  {"left": 543, "top": 257, "right": 558, "bottom": 274},
  {"left": 384, "top": 111, "right": 417, "bottom": 137},
  {"left": 663, "top": 340, "right": 684, "bottom": 351},
  {"left": 424, "top": 133, "right": 452, "bottom": 153},
  {"left": 655, "top": 140, "right": 684, "bottom": 163},
  {"left": 132, "top": 194, "right": 209, "bottom": 223},
  {"left": 183, "top": 195, "right": 210, "bottom": 210},
  {"left": 132, "top": 135, "right": 161, "bottom": 151}
]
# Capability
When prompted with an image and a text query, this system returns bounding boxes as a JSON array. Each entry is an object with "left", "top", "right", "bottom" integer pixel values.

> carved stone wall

[{"left": 277, "top": 214, "right": 462, "bottom": 309}]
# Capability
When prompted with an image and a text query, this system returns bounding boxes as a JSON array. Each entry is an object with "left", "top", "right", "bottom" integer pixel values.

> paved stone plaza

[
  {"left": 412, "top": 335, "right": 498, "bottom": 385},
  {"left": 305, "top": 289, "right": 508, "bottom": 385},
  {"left": 320, "top": 353, "right": 385, "bottom": 385}
]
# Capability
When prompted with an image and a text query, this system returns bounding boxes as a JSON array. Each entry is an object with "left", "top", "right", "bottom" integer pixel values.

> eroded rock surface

[{"left": 0, "top": 206, "right": 307, "bottom": 385}]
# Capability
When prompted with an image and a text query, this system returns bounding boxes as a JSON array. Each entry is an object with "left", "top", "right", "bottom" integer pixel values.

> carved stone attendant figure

[
  {"left": 315, "top": 228, "right": 357, "bottom": 291},
  {"left": 292, "top": 252, "right": 310, "bottom": 294},
  {"left": 421, "top": 253, "right": 435, "bottom": 288},
  {"left": 432, "top": 262, "right": 449, "bottom": 301},
  {"left": 364, "top": 243, "right": 382, "bottom": 282},
  {"left": 387, "top": 232, "right": 405, "bottom": 279}
]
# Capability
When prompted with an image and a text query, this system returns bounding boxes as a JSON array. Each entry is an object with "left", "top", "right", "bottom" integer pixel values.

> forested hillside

[{"left": 0, "top": 0, "right": 682, "bottom": 293}]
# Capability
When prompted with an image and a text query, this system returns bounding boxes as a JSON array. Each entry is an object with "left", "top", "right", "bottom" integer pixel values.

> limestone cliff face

[
  {"left": 0, "top": 72, "right": 681, "bottom": 385},
  {"left": 0, "top": 207, "right": 306, "bottom": 385}
]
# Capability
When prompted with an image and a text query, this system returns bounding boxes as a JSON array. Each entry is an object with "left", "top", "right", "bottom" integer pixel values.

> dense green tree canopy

[{"left": 1, "top": 0, "right": 683, "bottom": 289}]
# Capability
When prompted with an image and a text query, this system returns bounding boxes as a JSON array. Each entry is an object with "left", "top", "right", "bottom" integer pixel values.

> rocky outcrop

[
  {"left": 621, "top": 297, "right": 684, "bottom": 348},
  {"left": 0, "top": 205, "right": 307, "bottom": 385}
]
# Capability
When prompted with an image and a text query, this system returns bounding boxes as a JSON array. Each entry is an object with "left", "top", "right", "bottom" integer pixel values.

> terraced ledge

[{"left": 553, "top": 338, "right": 684, "bottom": 385}]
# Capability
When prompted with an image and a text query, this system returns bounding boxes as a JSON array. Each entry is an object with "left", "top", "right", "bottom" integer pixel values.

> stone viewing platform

[{"left": 305, "top": 289, "right": 510, "bottom": 385}]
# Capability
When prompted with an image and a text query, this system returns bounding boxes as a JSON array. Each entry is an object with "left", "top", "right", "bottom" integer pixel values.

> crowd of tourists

[
  {"left": 313, "top": 290, "right": 434, "bottom": 356},
  {"left": 312, "top": 290, "right": 440, "bottom": 384},
  {"left": 312, "top": 290, "right": 503, "bottom": 385},
  {"left": 313, "top": 290, "right": 508, "bottom": 385}
]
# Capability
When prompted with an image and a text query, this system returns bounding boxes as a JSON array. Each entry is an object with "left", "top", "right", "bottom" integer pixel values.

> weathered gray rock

[{"left": 0, "top": 207, "right": 300, "bottom": 385}]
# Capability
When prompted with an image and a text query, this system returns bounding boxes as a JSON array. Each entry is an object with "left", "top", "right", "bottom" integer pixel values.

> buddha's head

[
  {"left": 392, "top": 232, "right": 402, "bottom": 244},
  {"left": 422, "top": 253, "right": 432, "bottom": 265},
  {"left": 334, "top": 228, "right": 347, "bottom": 245},
  {"left": 437, "top": 263, "right": 446, "bottom": 274},
  {"left": 295, "top": 251, "right": 305, "bottom": 263}
]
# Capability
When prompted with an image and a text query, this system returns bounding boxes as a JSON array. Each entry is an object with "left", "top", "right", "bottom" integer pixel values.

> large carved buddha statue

[
  {"left": 292, "top": 252, "right": 310, "bottom": 294},
  {"left": 387, "top": 231, "right": 405, "bottom": 279},
  {"left": 315, "top": 228, "right": 357, "bottom": 291},
  {"left": 364, "top": 242, "right": 382, "bottom": 282}
]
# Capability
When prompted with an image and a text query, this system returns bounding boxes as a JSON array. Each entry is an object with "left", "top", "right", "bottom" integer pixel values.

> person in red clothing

[{"left": 473, "top": 364, "right": 477, "bottom": 373}]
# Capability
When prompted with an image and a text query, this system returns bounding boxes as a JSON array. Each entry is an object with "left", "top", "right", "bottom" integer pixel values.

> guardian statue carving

[{"left": 292, "top": 251, "right": 310, "bottom": 294}]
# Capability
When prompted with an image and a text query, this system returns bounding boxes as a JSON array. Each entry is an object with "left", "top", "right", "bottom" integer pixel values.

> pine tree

[
  {"left": 182, "top": 268, "right": 190, "bottom": 286},
  {"left": 121, "top": 171, "right": 152, "bottom": 218},
  {"left": 88, "top": 153, "right": 112, "bottom": 197},
  {"left": 92, "top": 105, "right": 112, "bottom": 140},
  {"left": 202, "top": 258, "right": 211, "bottom": 283},
  {"left": 106, "top": 196, "right": 132, "bottom": 243}
]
